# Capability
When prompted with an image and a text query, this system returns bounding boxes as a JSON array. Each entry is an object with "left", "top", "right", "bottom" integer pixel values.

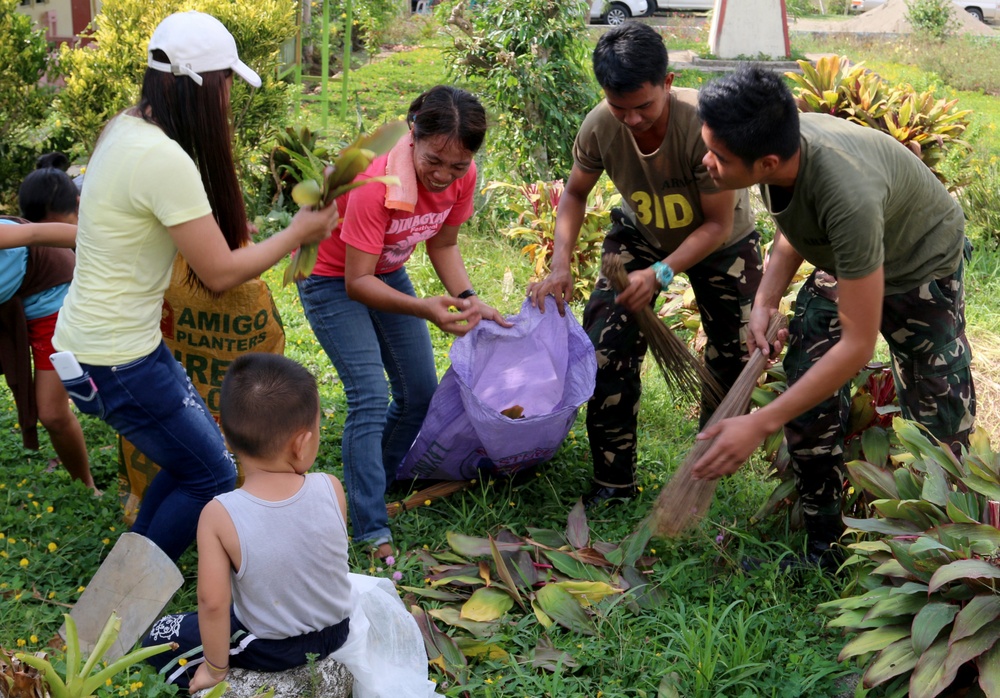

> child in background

[
  {"left": 144, "top": 353, "right": 439, "bottom": 696},
  {"left": 19, "top": 167, "right": 80, "bottom": 225},
  {"left": 0, "top": 168, "right": 96, "bottom": 492}
]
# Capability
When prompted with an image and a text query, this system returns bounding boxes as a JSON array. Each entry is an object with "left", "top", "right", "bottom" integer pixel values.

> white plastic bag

[{"left": 331, "top": 573, "right": 439, "bottom": 698}]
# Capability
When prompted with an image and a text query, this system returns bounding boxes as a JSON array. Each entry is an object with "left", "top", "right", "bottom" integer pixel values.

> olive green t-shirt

[
  {"left": 761, "top": 113, "right": 965, "bottom": 295},
  {"left": 573, "top": 87, "right": 754, "bottom": 255}
]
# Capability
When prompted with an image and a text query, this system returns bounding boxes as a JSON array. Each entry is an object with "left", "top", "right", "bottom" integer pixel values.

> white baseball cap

[{"left": 147, "top": 11, "right": 261, "bottom": 88}]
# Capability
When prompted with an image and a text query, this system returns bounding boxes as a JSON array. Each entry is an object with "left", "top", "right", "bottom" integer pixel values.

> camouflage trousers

[
  {"left": 583, "top": 212, "right": 763, "bottom": 488},
  {"left": 785, "top": 248, "right": 976, "bottom": 518}
]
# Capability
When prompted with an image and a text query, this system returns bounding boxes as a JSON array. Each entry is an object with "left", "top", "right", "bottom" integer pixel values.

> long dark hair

[
  {"left": 139, "top": 51, "right": 249, "bottom": 283},
  {"left": 19, "top": 168, "right": 78, "bottom": 222},
  {"left": 406, "top": 86, "right": 487, "bottom": 153}
]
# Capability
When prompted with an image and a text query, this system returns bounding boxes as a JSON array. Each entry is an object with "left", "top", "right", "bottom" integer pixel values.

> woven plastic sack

[
  {"left": 397, "top": 298, "right": 596, "bottom": 480},
  {"left": 118, "top": 256, "right": 285, "bottom": 523}
]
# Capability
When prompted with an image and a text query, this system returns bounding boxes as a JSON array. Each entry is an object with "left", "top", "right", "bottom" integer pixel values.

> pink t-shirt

[{"left": 311, "top": 153, "right": 478, "bottom": 278}]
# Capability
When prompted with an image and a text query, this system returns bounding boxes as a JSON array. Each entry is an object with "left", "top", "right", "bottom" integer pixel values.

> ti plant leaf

[
  {"left": 566, "top": 499, "right": 590, "bottom": 549},
  {"left": 447, "top": 531, "right": 523, "bottom": 557},
  {"left": 535, "top": 583, "right": 597, "bottom": 636},
  {"left": 911, "top": 602, "right": 960, "bottom": 655},
  {"left": 461, "top": 587, "right": 514, "bottom": 622},
  {"left": 531, "top": 636, "right": 579, "bottom": 673},
  {"left": 410, "top": 605, "right": 467, "bottom": 682},
  {"left": 490, "top": 536, "right": 526, "bottom": 611},
  {"left": 863, "top": 638, "right": 919, "bottom": 689}
]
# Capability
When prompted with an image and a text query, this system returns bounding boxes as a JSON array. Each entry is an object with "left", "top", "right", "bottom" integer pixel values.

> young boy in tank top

[{"left": 143, "top": 353, "right": 351, "bottom": 692}]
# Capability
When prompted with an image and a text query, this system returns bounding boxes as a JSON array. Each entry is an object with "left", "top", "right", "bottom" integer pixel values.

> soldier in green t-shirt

[
  {"left": 528, "top": 23, "right": 763, "bottom": 508},
  {"left": 691, "top": 64, "right": 975, "bottom": 570}
]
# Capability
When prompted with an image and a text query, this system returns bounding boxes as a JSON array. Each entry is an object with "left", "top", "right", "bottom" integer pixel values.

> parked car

[
  {"left": 850, "top": 0, "right": 997, "bottom": 22},
  {"left": 655, "top": 0, "right": 714, "bottom": 10},
  {"left": 590, "top": 0, "right": 650, "bottom": 25}
]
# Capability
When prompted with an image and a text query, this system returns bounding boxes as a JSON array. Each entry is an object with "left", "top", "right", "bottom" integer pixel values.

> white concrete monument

[{"left": 708, "top": 0, "right": 791, "bottom": 60}]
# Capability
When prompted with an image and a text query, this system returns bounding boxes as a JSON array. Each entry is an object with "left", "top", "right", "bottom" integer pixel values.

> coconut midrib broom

[
  {"left": 602, "top": 253, "right": 725, "bottom": 408},
  {"left": 650, "top": 312, "right": 789, "bottom": 537}
]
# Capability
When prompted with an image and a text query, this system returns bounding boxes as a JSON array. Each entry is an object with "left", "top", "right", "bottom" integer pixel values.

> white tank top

[{"left": 216, "top": 473, "right": 351, "bottom": 639}]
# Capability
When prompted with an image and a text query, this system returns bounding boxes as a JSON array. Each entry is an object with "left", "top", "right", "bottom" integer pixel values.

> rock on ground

[{"left": 192, "top": 657, "right": 353, "bottom": 698}]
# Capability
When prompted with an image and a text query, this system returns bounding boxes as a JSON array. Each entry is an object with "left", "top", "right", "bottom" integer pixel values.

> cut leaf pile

[{"left": 403, "top": 500, "right": 663, "bottom": 685}]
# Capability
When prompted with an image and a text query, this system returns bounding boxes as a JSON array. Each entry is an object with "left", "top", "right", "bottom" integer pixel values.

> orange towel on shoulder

[{"left": 384, "top": 131, "right": 418, "bottom": 212}]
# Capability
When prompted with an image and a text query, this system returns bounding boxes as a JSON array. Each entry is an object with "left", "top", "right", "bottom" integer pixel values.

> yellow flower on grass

[
  {"left": 102, "top": 538, "right": 111, "bottom": 545},
  {"left": 178, "top": 658, "right": 188, "bottom": 666},
  {"left": 48, "top": 591, "right": 55, "bottom": 599},
  {"left": 0, "top": 532, "right": 4, "bottom": 539},
  {"left": 46, "top": 506, "right": 54, "bottom": 513},
  {"left": 16, "top": 639, "right": 25, "bottom": 647},
  {"left": 30, "top": 635, "right": 38, "bottom": 643},
  {"left": 424, "top": 499, "right": 431, "bottom": 506},
  {"left": 77, "top": 585, "right": 86, "bottom": 593},
  {"left": 0, "top": 551, "right": 7, "bottom": 559},
  {"left": 19, "top": 558, "right": 29, "bottom": 567},
  {"left": 48, "top": 542, "right": 57, "bottom": 552}
]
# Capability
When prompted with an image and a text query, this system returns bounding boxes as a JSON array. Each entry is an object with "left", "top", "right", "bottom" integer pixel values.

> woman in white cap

[{"left": 51, "top": 11, "right": 338, "bottom": 562}]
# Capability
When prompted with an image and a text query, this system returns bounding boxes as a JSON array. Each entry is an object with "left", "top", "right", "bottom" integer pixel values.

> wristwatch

[{"left": 457, "top": 289, "right": 477, "bottom": 299}]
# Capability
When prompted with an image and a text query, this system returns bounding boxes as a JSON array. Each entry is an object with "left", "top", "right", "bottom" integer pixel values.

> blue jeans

[
  {"left": 61, "top": 342, "right": 236, "bottom": 561},
  {"left": 298, "top": 269, "right": 438, "bottom": 544}
]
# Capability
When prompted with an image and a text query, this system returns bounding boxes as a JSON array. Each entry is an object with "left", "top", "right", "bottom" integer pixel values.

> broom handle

[{"left": 703, "top": 312, "right": 789, "bottom": 429}]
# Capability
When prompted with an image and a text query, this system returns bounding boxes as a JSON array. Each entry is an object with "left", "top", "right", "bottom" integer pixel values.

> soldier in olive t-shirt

[
  {"left": 528, "top": 23, "right": 763, "bottom": 508},
  {"left": 692, "top": 65, "right": 974, "bottom": 571}
]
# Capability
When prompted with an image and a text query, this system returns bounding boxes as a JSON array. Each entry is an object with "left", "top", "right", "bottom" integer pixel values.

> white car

[
  {"left": 850, "top": 0, "right": 997, "bottom": 22},
  {"left": 656, "top": 0, "right": 714, "bottom": 10},
  {"left": 590, "top": 0, "right": 650, "bottom": 25}
]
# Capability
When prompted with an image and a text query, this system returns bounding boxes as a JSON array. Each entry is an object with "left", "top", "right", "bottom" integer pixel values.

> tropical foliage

[
  {"left": 787, "top": 55, "right": 973, "bottom": 185},
  {"left": 405, "top": 501, "right": 660, "bottom": 684},
  {"left": 52, "top": 0, "right": 298, "bottom": 211},
  {"left": 439, "top": 0, "right": 598, "bottom": 180},
  {"left": 0, "top": 0, "right": 54, "bottom": 213},
  {"left": 819, "top": 419, "right": 1000, "bottom": 698},
  {"left": 483, "top": 178, "right": 620, "bottom": 300},
  {"left": 11, "top": 613, "right": 171, "bottom": 698}
]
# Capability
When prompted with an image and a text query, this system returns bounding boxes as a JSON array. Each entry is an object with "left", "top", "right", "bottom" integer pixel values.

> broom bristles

[
  {"left": 651, "top": 312, "right": 789, "bottom": 537},
  {"left": 602, "top": 254, "right": 725, "bottom": 409}
]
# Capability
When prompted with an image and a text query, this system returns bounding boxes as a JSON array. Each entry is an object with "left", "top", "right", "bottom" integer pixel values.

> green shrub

[
  {"left": 440, "top": 0, "right": 599, "bottom": 181},
  {"left": 0, "top": 0, "right": 55, "bottom": 212},
  {"left": 53, "top": 0, "right": 297, "bottom": 215},
  {"left": 959, "top": 156, "right": 1000, "bottom": 249},
  {"left": 301, "top": 0, "right": 406, "bottom": 68},
  {"left": 906, "top": 0, "right": 961, "bottom": 40}
]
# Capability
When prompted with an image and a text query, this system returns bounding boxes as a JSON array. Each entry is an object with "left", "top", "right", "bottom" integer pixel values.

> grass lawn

[{"left": 3, "top": 21, "right": 999, "bottom": 698}]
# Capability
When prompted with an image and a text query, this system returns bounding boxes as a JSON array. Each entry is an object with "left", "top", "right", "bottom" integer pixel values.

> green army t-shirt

[
  {"left": 573, "top": 87, "right": 754, "bottom": 255},
  {"left": 761, "top": 113, "right": 965, "bottom": 295}
]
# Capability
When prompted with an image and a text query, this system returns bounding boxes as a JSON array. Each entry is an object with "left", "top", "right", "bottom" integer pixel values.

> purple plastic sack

[{"left": 397, "top": 298, "right": 596, "bottom": 481}]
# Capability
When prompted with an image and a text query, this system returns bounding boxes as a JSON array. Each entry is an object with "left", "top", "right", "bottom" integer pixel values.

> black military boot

[{"left": 779, "top": 513, "right": 846, "bottom": 574}]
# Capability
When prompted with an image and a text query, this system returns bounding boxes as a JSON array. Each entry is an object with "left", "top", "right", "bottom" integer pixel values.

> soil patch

[
  {"left": 843, "top": 0, "right": 993, "bottom": 34},
  {"left": 791, "top": 0, "right": 995, "bottom": 34}
]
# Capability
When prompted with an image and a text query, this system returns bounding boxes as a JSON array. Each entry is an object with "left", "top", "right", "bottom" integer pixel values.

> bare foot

[{"left": 375, "top": 542, "right": 394, "bottom": 560}]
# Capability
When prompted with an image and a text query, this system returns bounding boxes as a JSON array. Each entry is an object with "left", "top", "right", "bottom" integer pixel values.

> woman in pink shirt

[{"left": 299, "top": 86, "right": 508, "bottom": 559}]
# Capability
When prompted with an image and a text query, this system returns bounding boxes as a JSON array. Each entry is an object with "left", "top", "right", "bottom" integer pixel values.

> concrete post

[{"left": 708, "top": 0, "right": 791, "bottom": 59}]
